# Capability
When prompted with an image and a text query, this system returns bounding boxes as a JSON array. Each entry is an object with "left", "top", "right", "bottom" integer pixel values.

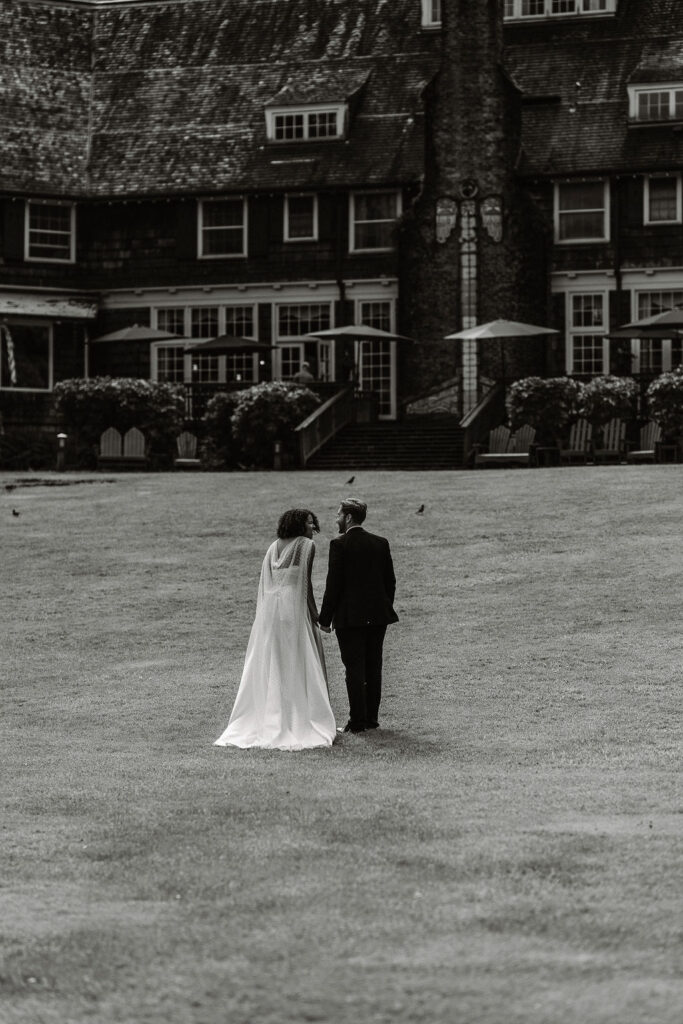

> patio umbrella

[
  {"left": 306, "top": 323, "right": 415, "bottom": 384},
  {"left": 90, "top": 324, "right": 187, "bottom": 343},
  {"left": 610, "top": 306, "right": 683, "bottom": 338},
  {"left": 183, "top": 335, "right": 270, "bottom": 354},
  {"left": 445, "top": 319, "right": 559, "bottom": 388}
]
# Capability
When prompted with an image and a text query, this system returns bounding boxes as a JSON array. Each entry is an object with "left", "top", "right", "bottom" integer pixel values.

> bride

[{"left": 214, "top": 508, "right": 336, "bottom": 750}]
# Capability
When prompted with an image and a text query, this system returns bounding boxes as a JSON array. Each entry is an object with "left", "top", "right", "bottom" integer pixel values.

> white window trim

[
  {"left": 152, "top": 302, "right": 258, "bottom": 339},
  {"left": 24, "top": 200, "right": 76, "bottom": 264},
  {"left": 628, "top": 84, "right": 683, "bottom": 123},
  {"left": 644, "top": 175, "right": 682, "bottom": 225},
  {"left": 197, "top": 197, "right": 248, "bottom": 260},
  {"left": 554, "top": 180, "right": 610, "bottom": 245},
  {"left": 0, "top": 319, "right": 54, "bottom": 391},
  {"left": 265, "top": 104, "right": 346, "bottom": 143},
  {"left": 349, "top": 190, "right": 403, "bottom": 254},
  {"left": 354, "top": 297, "right": 398, "bottom": 420},
  {"left": 284, "top": 194, "right": 319, "bottom": 242},
  {"left": 505, "top": 0, "right": 616, "bottom": 21},
  {"left": 420, "top": 0, "right": 441, "bottom": 28},
  {"left": 274, "top": 301, "right": 334, "bottom": 341},
  {"left": 564, "top": 290, "right": 610, "bottom": 376}
]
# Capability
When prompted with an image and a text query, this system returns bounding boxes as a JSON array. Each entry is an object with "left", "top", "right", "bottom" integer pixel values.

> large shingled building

[{"left": 1, "top": 0, "right": 682, "bottom": 453}]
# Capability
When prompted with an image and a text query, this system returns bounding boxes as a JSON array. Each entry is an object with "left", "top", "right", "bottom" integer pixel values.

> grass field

[{"left": 1, "top": 466, "right": 681, "bottom": 1024}]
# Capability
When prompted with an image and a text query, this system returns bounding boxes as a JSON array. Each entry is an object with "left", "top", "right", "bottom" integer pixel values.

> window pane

[
  {"left": 649, "top": 178, "right": 678, "bottom": 221},
  {"left": 157, "top": 308, "right": 186, "bottom": 336},
  {"left": 190, "top": 307, "right": 219, "bottom": 338},
  {"left": 637, "top": 291, "right": 683, "bottom": 318},
  {"left": 572, "top": 335, "right": 604, "bottom": 375},
  {"left": 202, "top": 200, "right": 243, "bottom": 227},
  {"left": 558, "top": 181, "right": 604, "bottom": 211},
  {"left": 274, "top": 114, "right": 304, "bottom": 140},
  {"left": 355, "top": 193, "right": 395, "bottom": 221},
  {"left": 224, "top": 306, "right": 255, "bottom": 337},
  {"left": 308, "top": 111, "right": 338, "bottom": 138},
  {"left": 1, "top": 323, "right": 50, "bottom": 389},
  {"left": 226, "top": 354, "right": 256, "bottom": 382},
  {"left": 156, "top": 345, "right": 185, "bottom": 383},
  {"left": 522, "top": 0, "right": 545, "bottom": 13},
  {"left": 192, "top": 354, "right": 219, "bottom": 382},
  {"left": 552, "top": 0, "right": 576, "bottom": 12},
  {"left": 287, "top": 196, "right": 315, "bottom": 238},
  {"left": 638, "top": 92, "right": 669, "bottom": 121},
  {"left": 360, "top": 301, "right": 392, "bottom": 332},
  {"left": 202, "top": 228, "right": 244, "bottom": 256},
  {"left": 278, "top": 304, "right": 330, "bottom": 337},
  {"left": 571, "top": 294, "right": 603, "bottom": 328},
  {"left": 28, "top": 203, "right": 72, "bottom": 260}
]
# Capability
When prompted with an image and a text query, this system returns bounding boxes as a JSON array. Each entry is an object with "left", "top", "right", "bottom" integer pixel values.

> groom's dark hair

[{"left": 277, "top": 508, "right": 320, "bottom": 538}]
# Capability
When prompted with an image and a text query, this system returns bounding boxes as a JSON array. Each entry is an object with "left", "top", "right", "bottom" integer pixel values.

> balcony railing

[{"left": 295, "top": 386, "right": 355, "bottom": 467}]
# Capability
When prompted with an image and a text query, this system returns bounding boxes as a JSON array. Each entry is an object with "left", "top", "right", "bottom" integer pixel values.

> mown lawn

[{"left": 1, "top": 466, "right": 681, "bottom": 1024}]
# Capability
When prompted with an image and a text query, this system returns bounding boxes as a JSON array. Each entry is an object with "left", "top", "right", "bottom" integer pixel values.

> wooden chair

[
  {"left": 593, "top": 418, "right": 626, "bottom": 464},
  {"left": 98, "top": 426, "right": 147, "bottom": 469},
  {"left": 473, "top": 424, "right": 535, "bottom": 467},
  {"left": 560, "top": 418, "right": 592, "bottom": 465},
  {"left": 626, "top": 420, "right": 661, "bottom": 463},
  {"left": 174, "top": 431, "right": 201, "bottom": 469}
]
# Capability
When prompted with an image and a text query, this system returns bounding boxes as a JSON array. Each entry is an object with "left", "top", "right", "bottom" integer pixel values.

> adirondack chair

[
  {"left": 174, "top": 430, "right": 201, "bottom": 469},
  {"left": 626, "top": 420, "right": 661, "bottom": 463},
  {"left": 593, "top": 418, "right": 626, "bottom": 464},
  {"left": 560, "top": 418, "right": 593, "bottom": 465},
  {"left": 473, "top": 423, "right": 535, "bottom": 467},
  {"left": 98, "top": 426, "right": 147, "bottom": 469}
]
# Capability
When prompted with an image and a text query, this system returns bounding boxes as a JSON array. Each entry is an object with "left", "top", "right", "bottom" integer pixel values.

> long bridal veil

[{"left": 214, "top": 535, "right": 336, "bottom": 750}]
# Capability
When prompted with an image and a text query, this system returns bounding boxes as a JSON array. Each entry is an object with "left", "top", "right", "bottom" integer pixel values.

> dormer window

[
  {"left": 266, "top": 105, "right": 346, "bottom": 143},
  {"left": 629, "top": 85, "right": 683, "bottom": 123},
  {"left": 421, "top": 0, "right": 441, "bottom": 27},
  {"left": 504, "top": 0, "right": 617, "bottom": 19}
]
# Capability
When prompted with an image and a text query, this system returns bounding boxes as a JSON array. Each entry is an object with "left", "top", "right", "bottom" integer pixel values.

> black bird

[
  {"left": 415, "top": 504, "right": 425, "bottom": 515},
  {"left": 12, "top": 509, "right": 20, "bottom": 517},
  {"left": 5, "top": 484, "right": 16, "bottom": 492},
  {"left": 346, "top": 475, "right": 355, "bottom": 485}
]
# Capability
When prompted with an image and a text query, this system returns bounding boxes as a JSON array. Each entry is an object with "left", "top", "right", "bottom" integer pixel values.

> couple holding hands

[{"left": 215, "top": 498, "right": 398, "bottom": 751}]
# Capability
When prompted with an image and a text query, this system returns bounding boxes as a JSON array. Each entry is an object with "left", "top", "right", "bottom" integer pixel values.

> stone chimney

[{"left": 398, "top": 0, "right": 550, "bottom": 413}]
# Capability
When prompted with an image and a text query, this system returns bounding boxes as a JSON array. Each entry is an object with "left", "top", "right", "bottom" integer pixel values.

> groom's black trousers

[{"left": 335, "top": 624, "right": 387, "bottom": 729}]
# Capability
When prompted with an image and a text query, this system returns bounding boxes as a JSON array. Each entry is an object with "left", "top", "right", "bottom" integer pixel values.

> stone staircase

[{"left": 305, "top": 415, "right": 465, "bottom": 470}]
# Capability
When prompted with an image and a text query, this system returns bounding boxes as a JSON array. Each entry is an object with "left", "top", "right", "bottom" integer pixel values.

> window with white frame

[
  {"left": 154, "top": 344, "right": 186, "bottom": 384},
  {"left": 0, "top": 321, "right": 52, "bottom": 390},
  {"left": 421, "top": 0, "right": 442, "bottom": 27},
  {"left": 276, "top": 302, "right": 332, "bottom": 379},
  {"left": 555, "top": 181, "right": 609, "bottom": 243},
  {"left": 350, "top": 191, "right": 402, "bottom": 252},
  {"left": 25, "top": 201, "right": 75, "bottom": 263},
  {"left": 567, "top": 292, "right": 608, "bottom": 375},
  {"left": 635, "top": 290, "right": 683, "bottom": 372},
  {"left": 629, "top": 86, "right": 683, "bottom": 123},
  {"left": 284, "top": 194, "right": 318, "bottom": 241},
  {"left": 157, "top": 307, "right": 186, "bottom": 338},
  {"left": 198, "top": 198, "right": 247, "bottom": 258},
  {"left": 644, "top": 176, "right": 682, "bottom": 224},
  {"left": 153, "top": 305, "right": 258, "bottom": 384},
  {"left": 505, "top": 0, "right": 616, "bottom": 18},
  {"left": 266, "top": 105, "right": 345, "bottom": 142}
]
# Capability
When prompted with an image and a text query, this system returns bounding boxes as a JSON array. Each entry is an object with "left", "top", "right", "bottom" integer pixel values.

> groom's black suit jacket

[{"left": 318, "top": 527, "right": 398, "bottom": 630}]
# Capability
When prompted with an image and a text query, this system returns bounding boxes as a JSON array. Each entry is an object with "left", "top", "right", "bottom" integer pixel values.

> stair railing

[
  {"left": 295, "top": 386, "right": 355, "bottom": 467},
  {"left": 459, "top": 382, "right": 506, "bottom": 466}
]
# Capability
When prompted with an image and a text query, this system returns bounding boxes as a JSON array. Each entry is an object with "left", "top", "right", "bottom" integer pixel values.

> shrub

[
  {"left": 53, "top": 377, "right": 185, "bottom": 467},
  {"left": 200, "top": 391, "right": 241, "bottom": 470},
  {"left": 646, "top": 368, "right": 683, "bottom": 439},
  {"left": 230, "top": 381, "right": 320, "bottom": 468},
  {"left": 578, "top": 375, "right": 638, "bottom": 427},
  {"left": 506, "top": 376, "right": 582, "bottom": 445},
  {"left": 0, "top": 428, "right": 55, "bottom": 470}
]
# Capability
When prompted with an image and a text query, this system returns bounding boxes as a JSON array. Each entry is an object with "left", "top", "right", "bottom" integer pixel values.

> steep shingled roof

[
  {"left": 507, "top": 0, "right": 683, "bottom": 176},
  {"left": 1, "top": 0, "right": 437, "bottom": 197},
  {"left": 3, "top": 0, "right": 683, "bottom": 197}
]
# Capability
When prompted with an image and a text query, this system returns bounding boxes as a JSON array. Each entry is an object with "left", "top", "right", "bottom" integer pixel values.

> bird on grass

[
  {"left": 12, "top": 509, "right": 20, "bottom": 517},
  {"left": 345, "top": 475, "right": 355, "bottom": 485},
  {"left": 5, "top": 483, "right": 16, "bottom": 492},
  {"left": 415, "top": 504, "right": 425, "bottom": 515}
]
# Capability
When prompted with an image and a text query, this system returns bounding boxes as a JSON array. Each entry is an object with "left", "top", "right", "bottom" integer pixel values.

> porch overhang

[{"left": 0, "top": 292, "right": 97, "bottom": 320}]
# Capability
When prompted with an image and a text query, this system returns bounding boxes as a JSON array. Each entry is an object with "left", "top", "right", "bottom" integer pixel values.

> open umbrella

[
  {"left": 183, "top": 335, "right": 270, "bottom": 354},
  {"left": 90, "top": 324, "right": 187, "bottom": 343},
  {"left": 445, "top": 319, "right": 558, "bottom": 388},
  {"left": 306, "top": 323, "right": 414, "bottom": 385},
  {"left": 610, "top": 306, "right": 683, "bottom": 338}
]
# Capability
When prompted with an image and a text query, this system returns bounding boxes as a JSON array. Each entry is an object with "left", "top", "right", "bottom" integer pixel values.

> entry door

[
  {"left": 317, "top": 339, "right": 334, "bottom": 382},
  {"left": 358, "top": 340, "right": 396, "bottom": 419}
]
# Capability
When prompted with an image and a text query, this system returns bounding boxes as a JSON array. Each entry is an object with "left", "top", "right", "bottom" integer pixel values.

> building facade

[{"left": 1, "top": 0, "right": 682, "bottom": 431}]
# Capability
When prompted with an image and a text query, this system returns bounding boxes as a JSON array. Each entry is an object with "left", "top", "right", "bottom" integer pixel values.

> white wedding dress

[{"left": 214, "top": 535, "right": 336, "bottom": 750}]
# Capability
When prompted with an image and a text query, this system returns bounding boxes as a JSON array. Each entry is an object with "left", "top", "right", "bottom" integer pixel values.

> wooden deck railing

[
  {"left": 459, "top": 382, "right": 506, "bottom": 465},
  {"left": 295, "top": 387, "right": 355, "bottom": 467}
]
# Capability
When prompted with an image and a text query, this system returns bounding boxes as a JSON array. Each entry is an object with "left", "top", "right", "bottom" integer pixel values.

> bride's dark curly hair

[{"left": 277, "top": 508, "right": 320, "bottom": 538}]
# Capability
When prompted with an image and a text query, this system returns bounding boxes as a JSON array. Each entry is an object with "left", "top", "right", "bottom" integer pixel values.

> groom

[{"left": 319, "top": 499, "right": 398, "bottom": 733}]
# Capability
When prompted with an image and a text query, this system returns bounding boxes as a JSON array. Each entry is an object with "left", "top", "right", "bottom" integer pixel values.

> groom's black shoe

[
  {"left": 366, "top": 721, "right": 379, "bottom": 729},
  {"left": 342, "top": 721, "right": 365, "bottom": 733}
]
